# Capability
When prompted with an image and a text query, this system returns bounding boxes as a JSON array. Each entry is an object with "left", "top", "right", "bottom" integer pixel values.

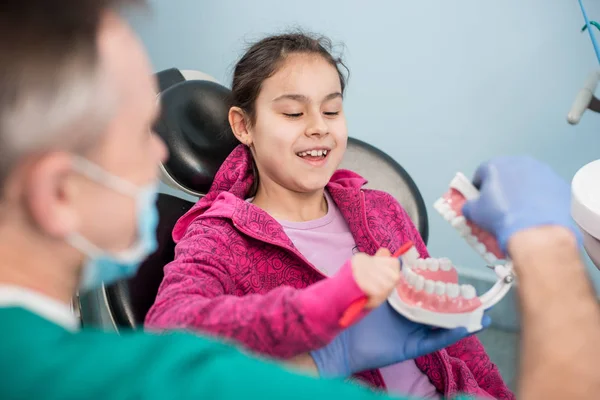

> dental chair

[{"left": 77, "top": 68, "right": 429, "bottom": 331}]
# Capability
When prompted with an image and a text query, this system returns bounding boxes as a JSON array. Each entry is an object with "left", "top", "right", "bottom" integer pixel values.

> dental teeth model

[
  {"left": 433, "top": 172, "right": 504, "bottom": 265},
  {"left": 388, "top": 173, "right": 516, "bottom": 333}
]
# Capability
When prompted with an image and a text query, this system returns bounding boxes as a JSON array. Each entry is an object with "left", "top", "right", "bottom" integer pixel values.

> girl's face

[{"left": 239, "top": 53, "right": 348, "bottom": 194}]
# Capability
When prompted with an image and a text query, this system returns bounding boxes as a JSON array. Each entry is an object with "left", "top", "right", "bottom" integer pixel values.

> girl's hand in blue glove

[
  {"left": 462, "top": 156, "right": 582, "bottom": 253},
  {"left": 310, "top": 301, "right": 490, "bottom": 378}
]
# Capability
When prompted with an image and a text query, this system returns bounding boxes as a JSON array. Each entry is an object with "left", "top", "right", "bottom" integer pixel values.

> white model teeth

[
  {"left": 474, "top": 243, "right": 486, "bottom": 254},
  {"left": 460, "top": 284, "right": 476, "bottom": 299},
  {"left": 443, "top": 210, "right": 457, "bottom": 221},
  {"left": 426, "top": 258, "right": 439, "bottom": 271},
  {"left": 411, "top": 257, "right": 452, "bottom": 272},
  {"left": 407, "top": 268, "right": 418, "bottom": 285},
  {"left": 401, "top": 246, "right": 419, "bottom": 265},
  {"left": 434, "top": 200, "right": 453, "bottom": 217},
  {"left": 451, "top": 216, "right": 471, "bottom": 236},
  {"left": 466, "top": 235, "right": 478, "bottom": 246},
  {"left": 424, "top": 280, "right": 435, "bottom": 294},
  {"left": 438, "top": 257, "right": 452, "bottom": 271},
  {"left": 402, "top": 261, "right": 468, "bottom": 299},
  {"left": 433, "top": 198, "right": 447, "bottom": 212},
  {"left": 447, "top": 283, "right": 460, "bottom": 298},
  {"left": 435, "top": 197, "right": 503, "bottom": 263},
  {"left": 484, "top": 252, "right": 497, "bottom": 264},
  {"left": 414, "top": 275, "right": 425, "bottom": 291},
  {"left": 434, "top": 281, "right": 446, "bottom": 295},
  {"left": 402, "top": 266, "right": 410, "bottom": 278},
  {"left": 451, "top": 216, "right": 466, "bottom": 228},
  {"left": 414, "top": 259, "right": 426, "bottom": 270}
]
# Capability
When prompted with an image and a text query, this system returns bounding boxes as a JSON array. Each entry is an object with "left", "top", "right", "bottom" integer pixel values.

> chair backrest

[
  {"left": 77, "top": 68, "right": 429, "bottom": 331},
  {"left": 341, "top": 137, "right": 428, "bottom": 244}
]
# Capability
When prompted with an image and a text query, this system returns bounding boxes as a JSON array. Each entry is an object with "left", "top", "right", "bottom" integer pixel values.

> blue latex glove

[
  {"left": 310, "top": 302, "right": 490, "bottom": 378},
  {"left": 462, "top": 156, "right": 582, "bottom": 253}
]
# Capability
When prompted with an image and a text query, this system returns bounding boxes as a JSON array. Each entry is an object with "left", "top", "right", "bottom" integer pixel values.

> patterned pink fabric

[{"left": 146, "top": 145, "right": 514, "bottom": 399}]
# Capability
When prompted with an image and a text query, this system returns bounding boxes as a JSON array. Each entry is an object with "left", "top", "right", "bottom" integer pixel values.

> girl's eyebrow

[{"left": 272, "top": 92, "right": 343, "bottom": 103}]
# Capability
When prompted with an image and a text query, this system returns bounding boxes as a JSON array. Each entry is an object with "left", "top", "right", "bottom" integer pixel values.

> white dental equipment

[
  {"left": 388, "top": 173, "right": 516, "bottom": 333},
  {"left": 572, "top": 160, "right": 600, "bottom": 270},
  {"left": 568, "top": 70, "right": 600, "bottom": 125},
  {"left": 568, "top": 1, "right": 600, "bottom": 125},
  {"left": 567, "top": 1, "right": 600, "bottom": 270}
]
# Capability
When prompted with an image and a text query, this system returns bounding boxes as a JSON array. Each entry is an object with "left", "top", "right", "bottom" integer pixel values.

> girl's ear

[{"left": 228, "top": 107, "right": 253, "bottom": 146}]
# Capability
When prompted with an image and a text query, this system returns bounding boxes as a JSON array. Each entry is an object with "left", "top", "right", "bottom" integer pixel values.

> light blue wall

[{"left": 129, "top": 0, "right": 600, "bottom": 290}]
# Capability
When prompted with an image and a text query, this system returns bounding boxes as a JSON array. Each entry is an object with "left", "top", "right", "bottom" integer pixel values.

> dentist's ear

[
  {"left": 229, "top": 107, "right": 253, "bottom": 146},
  {"left": 24, "top": 152, "right": 79, "bottom": 237}
]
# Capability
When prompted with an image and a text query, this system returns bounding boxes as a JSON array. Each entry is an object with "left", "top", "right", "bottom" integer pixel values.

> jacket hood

[{"left": 172, "top": 144, "right": 367, "bottom": 241}]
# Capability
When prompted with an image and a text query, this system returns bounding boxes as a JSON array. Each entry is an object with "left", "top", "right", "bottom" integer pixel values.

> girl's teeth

[{"left": 297, "top": 150, "right": 328, "bottom": 157}]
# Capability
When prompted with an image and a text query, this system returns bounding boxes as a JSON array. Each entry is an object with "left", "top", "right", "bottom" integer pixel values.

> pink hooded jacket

[{"left": 146, "top": 145, "right": 514, "bottom": 399}]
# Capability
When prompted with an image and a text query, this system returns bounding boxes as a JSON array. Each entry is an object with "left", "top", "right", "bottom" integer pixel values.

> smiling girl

[{"left": 146, "top": 32, "right": 513, "bottom": 399}]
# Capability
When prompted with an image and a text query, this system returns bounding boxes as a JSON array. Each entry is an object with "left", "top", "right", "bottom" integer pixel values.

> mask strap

[
  {"left": 68, "top": 230, "right": 150, "bottom": 263},
  {"left": 69, "top": 157, "right": 152, "bottom": 263},
  {"left": 67, "top": 233, "right": 104, "bottom": 259},
  {"left": 71, "top": 157, "right": 139, "bottom": 197}
]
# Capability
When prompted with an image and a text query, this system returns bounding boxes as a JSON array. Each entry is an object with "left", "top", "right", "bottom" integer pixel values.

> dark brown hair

[{"left": 231, "top": 31, "right": 349, "bottom": 126}]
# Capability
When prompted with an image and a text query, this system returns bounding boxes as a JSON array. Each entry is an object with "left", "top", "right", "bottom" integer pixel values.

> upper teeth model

[
  {"left": 433, "top": 172, "right": 504, "bottom": 264},
  {"left": 387, "top": 173, "right": 516, "bottom": 333}
]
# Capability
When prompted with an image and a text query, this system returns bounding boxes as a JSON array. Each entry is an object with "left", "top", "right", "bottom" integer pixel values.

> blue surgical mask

[{"left": 67, "top": 157, "right": 159, "bottom": 292}]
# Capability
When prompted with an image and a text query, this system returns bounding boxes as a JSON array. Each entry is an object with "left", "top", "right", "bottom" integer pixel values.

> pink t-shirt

[{"left": 277, "top": 190, "right": 440, "bottom": 399}]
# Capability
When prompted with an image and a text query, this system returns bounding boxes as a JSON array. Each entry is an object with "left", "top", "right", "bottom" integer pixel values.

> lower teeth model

[{"left": 388, "top": 173, "right": 516, "bottom": 333}]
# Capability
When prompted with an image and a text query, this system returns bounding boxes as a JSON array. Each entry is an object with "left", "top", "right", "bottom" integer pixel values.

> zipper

[{"left": 231, "top": 220, "right": 327, "bottom": 279}]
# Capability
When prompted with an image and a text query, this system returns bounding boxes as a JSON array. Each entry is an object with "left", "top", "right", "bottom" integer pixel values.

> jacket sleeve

[
  {"left": 389, "top": 196, "right": 515, "bottom": 399},
  {"left": 145, "top": 222, "right": 367, "bottom": 359}
]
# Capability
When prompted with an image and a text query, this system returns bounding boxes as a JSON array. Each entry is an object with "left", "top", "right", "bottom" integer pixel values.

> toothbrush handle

[
  {"left": 339, "top": 297, "right": 368, "bottom": 328},
  {"left": 338, "top": 242, "right": 415, "bottom": 327}
]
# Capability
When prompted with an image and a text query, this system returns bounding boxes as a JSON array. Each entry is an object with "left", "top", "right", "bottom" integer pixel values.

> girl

[{"left": 146, "top": 32, "right": 513, "bottom": 399}]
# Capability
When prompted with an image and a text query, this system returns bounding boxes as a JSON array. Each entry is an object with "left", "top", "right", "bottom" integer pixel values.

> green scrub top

[{"left": 0, "top": 299, "right": 475, "bottom": 399}]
